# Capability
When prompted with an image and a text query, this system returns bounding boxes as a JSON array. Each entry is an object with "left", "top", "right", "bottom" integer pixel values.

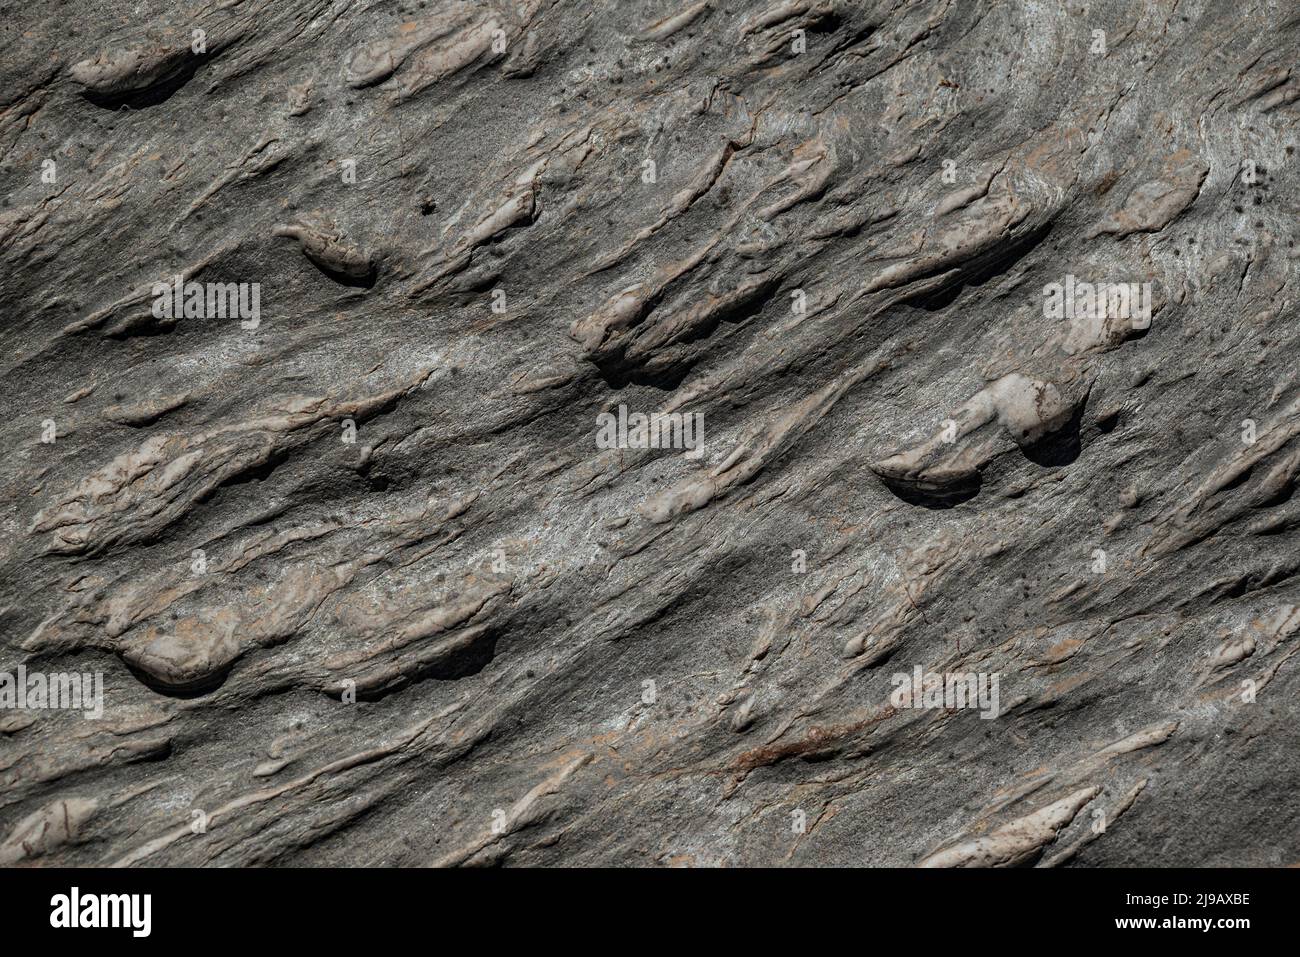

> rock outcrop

[{"left": 1, "top": 0, "right": 1298, "bottom": 866}]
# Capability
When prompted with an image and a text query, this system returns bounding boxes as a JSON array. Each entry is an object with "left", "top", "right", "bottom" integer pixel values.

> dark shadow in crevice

[
  {"left": 1021, "top": 397, "right": 1086, "bottom": 468},
  {"left": 80, "top": 57, "right": 205, "bottom": 110},
  {"left": 902, "top": 221, "right": 1055, "bottom": 312},
  {"left": 196, "top": 449, "right": 292, "bottom": 505},
  {"left": 310, "top": 260, "right": 378, "bottom": 289},
  {"left": 104, "top": 316, "right": 181, "bottom": 340},
  {"left": 1219, "top": 465, "right": 1255, "bottom": 494},
  {"left": 422, "top": 630, "right": 499, "bottom": 681},
  {"left": 357, "top": 457, "right": 395, "bottom": 493},
  {"left": 353, "top": 630, "right": 499, "bottom": 702},
  {"left": 124, "top": 659, "right": 234, "bottom": 699},
  {"left": 592, "top": 352, "right": 692, "bottom": 391},
  {"left": 807, "top": 11, "right": 844, "bottom": 33},
  {"left": 877, "top": 474, "right": 983, "bottom": 509},
  {"left": 1257, "top": 477, "right": 1294, "bottom": 509},
  {"left": 1094, "top": 410, "right": 1121, "bottom": 434},
  {"left": 589, "top": 289, "right": 773, "bottom": 390}
]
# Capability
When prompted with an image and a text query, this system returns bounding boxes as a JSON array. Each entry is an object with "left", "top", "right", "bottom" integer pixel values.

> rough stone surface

[{"left": 1, "top": 0, "right": 1299, "bottom": 867}]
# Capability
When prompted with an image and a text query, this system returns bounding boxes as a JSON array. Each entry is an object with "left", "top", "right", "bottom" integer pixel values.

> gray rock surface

[{"left": 1, "top": 0, "right": 1298, "bottom": 866}]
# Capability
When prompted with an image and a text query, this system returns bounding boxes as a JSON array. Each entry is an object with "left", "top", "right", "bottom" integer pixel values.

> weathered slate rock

[{"left": 1, "top": 0, "right": 1298, "bottom": 867}]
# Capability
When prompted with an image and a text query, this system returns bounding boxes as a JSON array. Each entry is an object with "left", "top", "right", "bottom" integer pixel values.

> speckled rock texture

[{"left": 1, "top": 0, "right": 1298, "bottom": 867}]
